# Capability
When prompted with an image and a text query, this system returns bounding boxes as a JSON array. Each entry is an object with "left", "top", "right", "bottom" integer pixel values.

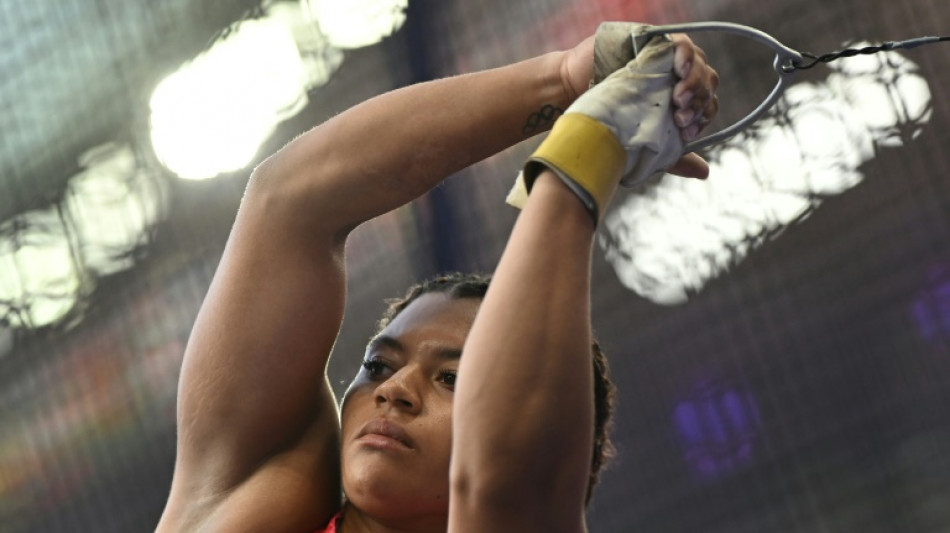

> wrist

[
  {"left": 540, "top": 50, "right": 579, "bottom": 111},
  {"left": 516, "top": 51, "right": 576, "bottom": 138},
  {"left": 556, "top": 49, "right": 581, "bottom": 104},
  {"left": 528, "top": 170, "right": 598, "bottom": 234},
  {"left": 558, "top": 35, "right": 597, "bottom": 103},
  {"left": 523, "top": 113, "right": 625, "bottom": 224}
]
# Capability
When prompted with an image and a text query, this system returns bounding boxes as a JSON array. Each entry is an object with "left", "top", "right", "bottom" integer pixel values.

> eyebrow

[
  {"left": 366, "top": 335, "right": 462, "bottom": 360},
  {"left": 367, "top": 335, "right": 404, "bottom": 355}
]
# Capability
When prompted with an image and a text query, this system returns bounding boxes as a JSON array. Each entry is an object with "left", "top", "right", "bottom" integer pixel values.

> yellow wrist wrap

[{"left": 522, "top": 113, "right": 626, "bottom": 224}]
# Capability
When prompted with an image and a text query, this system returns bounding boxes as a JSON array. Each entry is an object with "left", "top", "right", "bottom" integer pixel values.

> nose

[{"left": 374, "top": 368, "right": 422, "bottom": 415}]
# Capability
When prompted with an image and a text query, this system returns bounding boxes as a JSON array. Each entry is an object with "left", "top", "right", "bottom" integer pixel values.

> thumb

[{"left": 666, "top": 152, "right": 709, "bottom": 179}]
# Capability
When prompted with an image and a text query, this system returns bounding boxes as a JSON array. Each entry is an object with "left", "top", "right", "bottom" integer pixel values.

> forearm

[
  {"left": 248, "top": 50, "right": 574, "bottom": 240},
  {"left": 451, "top": 171, "right": 595, "bottom": 528}
]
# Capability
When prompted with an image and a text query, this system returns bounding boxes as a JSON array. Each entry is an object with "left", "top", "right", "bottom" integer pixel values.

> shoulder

[{"left": 158, "top": 414, "right": 343, "bottom": 533}]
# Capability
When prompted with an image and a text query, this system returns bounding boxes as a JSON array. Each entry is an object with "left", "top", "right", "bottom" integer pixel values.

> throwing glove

[{"left": 507, "top": 23, "right": 683, "bottom": 225}]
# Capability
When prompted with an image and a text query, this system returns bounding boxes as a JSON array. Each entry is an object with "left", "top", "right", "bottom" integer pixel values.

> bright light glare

[
  {"left": 0, "top": 143, "right": 168, "bottom": 330},
  {"left": 150, "top": 18, "right": 309, "bottom": 180},
  {"left": 271, "top": 1, "right": 344, "bottom": 88},
  {"left": 305, "top": 0, "right": 408, "bottom": 48},
  {"left": 65, "top": 143, "right": 169, "bottom": 275},
  {"left": 600, "top": 46, "right": 932, "bottom": 305},
  {"left": 0, "top": 210, "right": 81, "bottom": 328}
]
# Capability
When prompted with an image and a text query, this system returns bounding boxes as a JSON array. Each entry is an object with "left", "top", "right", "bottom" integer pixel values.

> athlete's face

[{"left": 339, "top": 293, "right": 479, "bottom": 522}]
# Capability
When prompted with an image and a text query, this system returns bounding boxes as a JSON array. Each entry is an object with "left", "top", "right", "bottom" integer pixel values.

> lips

[{"left": 357, "top": 419, "right": 415, "bottom": 449}]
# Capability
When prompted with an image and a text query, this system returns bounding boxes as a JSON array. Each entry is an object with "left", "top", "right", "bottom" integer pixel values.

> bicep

[{"left": 167, "top": 191, "right": 346, "bottom": 522}]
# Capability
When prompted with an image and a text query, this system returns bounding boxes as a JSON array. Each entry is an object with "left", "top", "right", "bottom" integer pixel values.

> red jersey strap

[{"left": 313, "top": 510, "right": 343, "bottom": 533}]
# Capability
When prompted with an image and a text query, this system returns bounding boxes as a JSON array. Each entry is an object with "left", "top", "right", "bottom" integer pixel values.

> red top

[{"left": 313, "top": 510, "right": 343, "bottom": 533}]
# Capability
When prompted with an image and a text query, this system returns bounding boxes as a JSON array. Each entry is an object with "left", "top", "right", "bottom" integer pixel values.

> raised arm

[
  {"left": 157, "top": 44, "right": 594, "bottom": 532},
  {"left": 449, "top": 33, "right": 718, "bottom": 532}
]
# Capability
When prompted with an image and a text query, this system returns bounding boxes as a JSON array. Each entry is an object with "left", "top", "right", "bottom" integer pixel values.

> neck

[{"left": 339, "top": 503, "right": 448, "bottom": 533}]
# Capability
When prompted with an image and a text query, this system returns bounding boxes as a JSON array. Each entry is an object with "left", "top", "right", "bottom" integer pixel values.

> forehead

[{"left": 379, "top": 292, "right": 480, "bottom": 345}]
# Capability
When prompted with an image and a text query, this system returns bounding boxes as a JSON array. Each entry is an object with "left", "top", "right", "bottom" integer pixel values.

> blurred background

[{"left": 2, "top": 0, "right": 949, "bottom": 531}]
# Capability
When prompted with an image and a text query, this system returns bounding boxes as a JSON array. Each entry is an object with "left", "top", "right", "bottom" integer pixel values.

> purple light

[
  {"left": 673, "top": 374, "right": 761, "bottom": 481},
  {"left": 674, "top": 402, "right": 704, "bottom": 445},
  {"left": 912, "top": 269, "right": 950, "bottom": 343}
]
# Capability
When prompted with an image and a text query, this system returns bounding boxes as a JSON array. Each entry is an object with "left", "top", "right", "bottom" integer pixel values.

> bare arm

[
  {"left": 158, "top": 49, "right": 582, "bottom": 532},
  {"left": 448, "top": 34, "right": 719, "bottom": 533},
  {"left": 450, "top": 172, "right": 598, "bottom": 532},
  {"left": 247, "top": 50, "right": 577, "bottom": 239}
]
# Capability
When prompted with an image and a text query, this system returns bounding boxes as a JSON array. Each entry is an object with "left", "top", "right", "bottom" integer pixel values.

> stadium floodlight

[
  {"left": 302, "top": 0, "right": 408, "bottom": 49},
  {"left": 0, "top": 210, "right": 82, "bottom": 328},
  {"left": 149, "top": 17, "right": 310, "bottom": 180},
  {"left": 64, "top": 143, "right": 169, "bottom": 276}
]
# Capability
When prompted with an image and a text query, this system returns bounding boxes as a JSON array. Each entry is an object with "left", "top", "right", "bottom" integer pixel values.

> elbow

[
  {"left": 243, "top": 152, "right": 353, "bottom": 245},
  {"left": 449, "top": 449, "right": 587, "bottom": 514},
  {"left": 450, "top": 464, "right": 587, "bottom": 529},
  {"left": 450, "top": 466, "right": 522, "bottom": 514},
  {"left": 245, "top": 151, "right": 300, "bottom": 202},
  {"left": 246, "top": 128, "right": 344, "bottom": 204}
]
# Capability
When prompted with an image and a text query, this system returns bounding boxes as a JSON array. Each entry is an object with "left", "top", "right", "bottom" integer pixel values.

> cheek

[
  {"left": 426, "top": 396, "right": 455, "bottom": 456},
  {"left": 340, "top": 386, "right": 373, "bottom": 437}
]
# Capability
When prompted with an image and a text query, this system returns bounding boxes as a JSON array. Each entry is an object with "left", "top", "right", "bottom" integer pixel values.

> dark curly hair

[{"left": 375, "top": 272, "right": 616, "bottom": 506}]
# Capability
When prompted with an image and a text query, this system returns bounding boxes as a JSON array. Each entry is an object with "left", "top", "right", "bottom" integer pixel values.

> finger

[
  {"left": 697, "top": 94, "right": 719, "bottom": 134},
  {"left": 692, "top": 65, "right": 719, "bottom": 133},
  {"left": 667, "top": 152, "right": 710, "bottom": 179},
  {"left": 708, "top": 65, "right": 720, "bottom": 92},
  {"left": 669, "top": 37, "right": 718, "bottom": 138},
  {"left": 675, "top": 91, "right": 708, "bottom": 138},
  {"left": 671, "top": 34, "right": 696, "bottom": 80},
  {"left": 676, "top": 60, "right": 718, "bottom": 129},
  {"left": 684, "top": 84, "right": 718, "bottom": 132},
  {"left": 683, "top": 65, "right": 716, "bottom": 109},
  {"left": 673, "top": 49, "right": 709, "bottom": 109},
  {"left": 693, "top": 44, "right": 709, "bottom": 64},
  {"left": 682, "top": 50, "right": 710, "bottom": 97},
  {"left": 674, "top": 107, "right": 696, "bottom": 128}
]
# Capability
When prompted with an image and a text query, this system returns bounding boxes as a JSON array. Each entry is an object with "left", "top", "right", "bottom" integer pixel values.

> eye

[
  {"left": 437, "top": 369, "right": 457, "bottom": 389},
  {"left": 362, "top": 358, "right": 392, "bottom": 379}
]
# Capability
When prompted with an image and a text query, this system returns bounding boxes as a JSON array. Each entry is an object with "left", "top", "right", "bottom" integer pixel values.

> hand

[
  {"left": 518, "top": 35, "right": 691, "bottom": 225},
  {"left": 559, "top": 28, "right": 719, "bottom": 179},
  {"left": 668, "top": 33, "right": 719, "bottom": 179}
]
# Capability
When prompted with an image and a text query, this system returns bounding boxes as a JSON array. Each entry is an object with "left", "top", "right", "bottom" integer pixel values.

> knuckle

[
  {"left": 692, "top": 86, "right": 711, "bottom": 102},
  {"left": 695, "top": 46, "right": 708, "bottom": 62}
]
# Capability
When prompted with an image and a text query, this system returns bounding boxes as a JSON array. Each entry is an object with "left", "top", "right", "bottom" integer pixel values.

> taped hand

[{"left": 508, "top": 23, "right": 719, "bottom": 225}]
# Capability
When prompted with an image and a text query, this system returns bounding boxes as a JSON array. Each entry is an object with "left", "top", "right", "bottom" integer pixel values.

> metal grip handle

[{"left": 634, "top": 22, "right": 803, "bottom": 153}]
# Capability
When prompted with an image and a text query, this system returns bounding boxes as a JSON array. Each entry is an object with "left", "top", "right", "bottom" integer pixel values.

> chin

[{"left": 343, "top": 463, "right": 449, "bottom": 518}]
